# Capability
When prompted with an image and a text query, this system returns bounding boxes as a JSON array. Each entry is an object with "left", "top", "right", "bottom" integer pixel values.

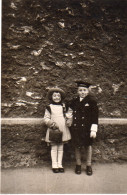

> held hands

[
  {"left": 66, "top": 119, "right": 72, "bottom": 127},
  {"left": 90, "top": 131, "right": 96, "bottom": 138}
]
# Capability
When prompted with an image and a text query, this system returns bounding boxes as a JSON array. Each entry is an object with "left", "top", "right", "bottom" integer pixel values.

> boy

[{"left": 67, "top": 81, "right": 98, "bottom": 175}]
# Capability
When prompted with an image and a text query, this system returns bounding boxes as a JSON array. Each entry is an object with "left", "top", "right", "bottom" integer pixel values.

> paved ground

[{"left": 1, "top": 163, "right": 127, "bottom": 194}]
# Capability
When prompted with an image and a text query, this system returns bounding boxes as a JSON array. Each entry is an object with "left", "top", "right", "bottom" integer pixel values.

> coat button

[
  {"left": 74, "top": 111, "right": 76, "bottom": 113},
  {"left": 82, "top": 124, "right": 84, "bottom": 126},
  {"left": 75, "top": 117, "right": 76, "bottom": 119},
  {"left": 74, "top": 124, "right": 76, "bottom": 126},
  {"left": 82, "top": 117, "right": 84, "bottom": 119}
]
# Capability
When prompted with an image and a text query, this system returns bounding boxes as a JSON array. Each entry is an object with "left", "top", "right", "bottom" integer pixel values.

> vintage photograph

[{"left": 1, "top": 0, "right": 127, "bottom": 194}]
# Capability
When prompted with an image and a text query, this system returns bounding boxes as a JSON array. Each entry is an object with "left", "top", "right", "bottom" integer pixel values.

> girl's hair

[{"left": 47, "top": 87, "right": 65, "bottom": 101}]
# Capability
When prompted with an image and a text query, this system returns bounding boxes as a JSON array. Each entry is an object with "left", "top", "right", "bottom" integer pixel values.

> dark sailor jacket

[{"left": 68, "top": 95, "right": 99, "bottom": 147}]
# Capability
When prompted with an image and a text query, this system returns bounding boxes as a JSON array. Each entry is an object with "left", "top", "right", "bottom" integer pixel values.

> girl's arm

[{"left": 43, "top": 109, "right": 54, "bottom": 128}]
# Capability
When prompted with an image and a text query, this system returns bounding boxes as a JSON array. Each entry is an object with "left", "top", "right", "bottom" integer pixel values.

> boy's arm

[{"left": 90, "top": 101, "right": 99, "bottom": 138}]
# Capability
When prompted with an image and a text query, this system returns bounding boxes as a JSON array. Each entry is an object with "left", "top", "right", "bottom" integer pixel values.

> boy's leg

[
  {"left": 86, "top": 145, "right": 93, "bottom": 175},
  {"left": 75, "top": 147, "right": 82, "bottom": 174},
  {"left": 51, "top": 145, "right": 58, "bottom": 169},
  {"left": 75, "top": 147, "right": 82, "bottom": 165},
  {"left": 57, "top": 143, "right": 64, "bottom": 170},
  {"left": 86, "top": 145, "right": 92, "bottom": 166}
]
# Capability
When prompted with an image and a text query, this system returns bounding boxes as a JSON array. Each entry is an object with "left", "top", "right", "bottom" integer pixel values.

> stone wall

[
  {"left": 2, "top": 0, "right": 127, "bottom": 118},
  {"left": 1, "top": 124, "right": 127, "bottom": 168}
]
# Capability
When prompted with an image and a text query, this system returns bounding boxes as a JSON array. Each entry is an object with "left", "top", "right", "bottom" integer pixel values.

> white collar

[{"left": 80, "top": 97, "right": 84, "bottom": 102}]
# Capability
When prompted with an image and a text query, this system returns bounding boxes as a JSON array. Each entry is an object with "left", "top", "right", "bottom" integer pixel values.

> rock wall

[
  {"left": 1, "top": 124, "right": 127, "bottom": 168},
  {"left": 2, "top": 0, "right": 127, "bottom": 117}
]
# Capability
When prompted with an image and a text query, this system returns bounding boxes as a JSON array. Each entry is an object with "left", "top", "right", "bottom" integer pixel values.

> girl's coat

[{"left": 44, "top": 104, "right": 71, "bottom": 143}]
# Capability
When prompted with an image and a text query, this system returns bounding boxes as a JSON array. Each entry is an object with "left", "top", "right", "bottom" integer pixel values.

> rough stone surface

[
  {"left": 1, "top": 124, "right": 127, "bottom": 168},
  {"left": 2, "top": 0, "right": 127, "bottom": 118}
]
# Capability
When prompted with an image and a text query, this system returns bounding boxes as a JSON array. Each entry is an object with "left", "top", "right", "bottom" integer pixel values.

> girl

[{"left": 44, "top": 87, "right": 71, "bottom": 173}]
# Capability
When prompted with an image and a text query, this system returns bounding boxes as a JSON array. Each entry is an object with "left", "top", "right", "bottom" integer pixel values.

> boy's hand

[{"left": 90, "top": 131, "right": 96, "bottom": 138}]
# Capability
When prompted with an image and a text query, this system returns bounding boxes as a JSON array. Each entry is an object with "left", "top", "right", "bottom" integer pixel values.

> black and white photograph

[{"left": 1, "top": 0, "right": 127, "bottom": 194}]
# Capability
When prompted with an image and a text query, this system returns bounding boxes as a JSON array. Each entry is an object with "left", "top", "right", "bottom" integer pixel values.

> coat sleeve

[
  {"left": 67, "top": 99, "right": 74, "bottom": 110},
  {"left": 90, "top": 100, "right": 99, "bottom": 132},
  {"left": 43, "top": 109, "right": 54, "bottom": 127}
]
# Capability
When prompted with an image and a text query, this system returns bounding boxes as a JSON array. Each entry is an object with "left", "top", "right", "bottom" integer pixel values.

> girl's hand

[
  {"left": 47, "top": 120, "right": 54, "bottom": 128},
  {"left": 50, "top": 122, "right": 59, "bottom": 130},
  {"left": 53, "top": 123, "right": 59, "bottom": 130},
  {"left": 50, "top": 122, "right": 56, "bottom": 129}
]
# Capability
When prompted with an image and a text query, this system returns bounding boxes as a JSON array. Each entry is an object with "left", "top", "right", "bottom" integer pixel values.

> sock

[
  {"left": 57, "top": 144, "right": 64, "bottom": 168},
  {"left": 51, "top": 145, "right": 58, "bottom": 168}
]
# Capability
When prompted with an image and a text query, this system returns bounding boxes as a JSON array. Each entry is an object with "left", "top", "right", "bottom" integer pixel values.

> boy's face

[
  {"left": 52, "top": 92, "right": 61, "bottom": 103},
  {"left": 77, "top": 87, "right": 89, "bottom": 98}
]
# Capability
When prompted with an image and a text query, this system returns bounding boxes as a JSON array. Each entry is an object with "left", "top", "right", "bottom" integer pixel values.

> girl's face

[
  {"left": 52, "top": 92, "right": 61, "bottom": 103},
  {"left": 77, "top": 87, "right": 89, "bottom": 98}
]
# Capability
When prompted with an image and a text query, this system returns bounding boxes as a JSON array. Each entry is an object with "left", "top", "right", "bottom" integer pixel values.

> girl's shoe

[
  {"left": 75, "top": 165, "right": 81, "bottom": 174},
  {"left": 52, "top": 168, "right": 59, "bottom": 173},
  {"left": 86, "top": 166, "right": 92, "bottom": 176},
  {"left": 58, "top": 168, "right": 64, "bottom": 173}
]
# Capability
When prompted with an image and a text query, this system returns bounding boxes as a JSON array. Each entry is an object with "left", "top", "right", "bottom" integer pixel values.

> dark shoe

[
  {"left": 75, "top": 165, "right": 81, "bottom": 174},
  {"left": 59, "top": 168, "right": 64, "bottom": 173},
  {"left": 52, "top": 168, "right": 59, "bottom": 173},
  {"left": 86, "top": 166, "right": 92, "bottom": 176}
]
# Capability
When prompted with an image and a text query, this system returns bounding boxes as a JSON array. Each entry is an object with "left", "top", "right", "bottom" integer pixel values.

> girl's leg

[
  {"left": 86, "top": 146, "right": 92, "bottom": 166},
  {"left": 51, "top": 145, "right": 58, "bottom": 168},
  {"left": 57, "top": 143, "right": 64, "bottom": 168}
]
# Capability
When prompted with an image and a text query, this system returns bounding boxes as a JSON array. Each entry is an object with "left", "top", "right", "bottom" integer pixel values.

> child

[
  {"left": 43, "top": 87, "right": 71, "bottom": 173},
  {"left": 67, "top": 81, "right": 98, "bottom": 176}
]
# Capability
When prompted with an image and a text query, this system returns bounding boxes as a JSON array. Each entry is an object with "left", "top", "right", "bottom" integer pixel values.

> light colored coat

[{"left": 44, "top": 104, "right": 71, "bottom": 143}]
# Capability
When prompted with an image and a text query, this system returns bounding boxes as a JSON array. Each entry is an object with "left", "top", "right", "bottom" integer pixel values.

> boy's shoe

[
  {"left": 52, "top": 168, "right": 59, "bottom": 173},
  {"left": 75, "top": 165, "right": 81, "bottom": 174},
  {"left": 86, "top": 166, "right": 92, "bottom": 176},
  {"left": 58, "top": 168, "right": 64, "bottom": 173}
]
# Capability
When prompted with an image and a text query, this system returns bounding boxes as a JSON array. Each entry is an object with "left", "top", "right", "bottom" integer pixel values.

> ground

[{"left": 1, "top": 163, "right": 127, "bottom": 194}]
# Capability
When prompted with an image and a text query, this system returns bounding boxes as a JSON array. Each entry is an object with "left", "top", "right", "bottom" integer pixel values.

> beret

[{"left": 75, "top": 81, "right": 92, "bottom": 88}]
